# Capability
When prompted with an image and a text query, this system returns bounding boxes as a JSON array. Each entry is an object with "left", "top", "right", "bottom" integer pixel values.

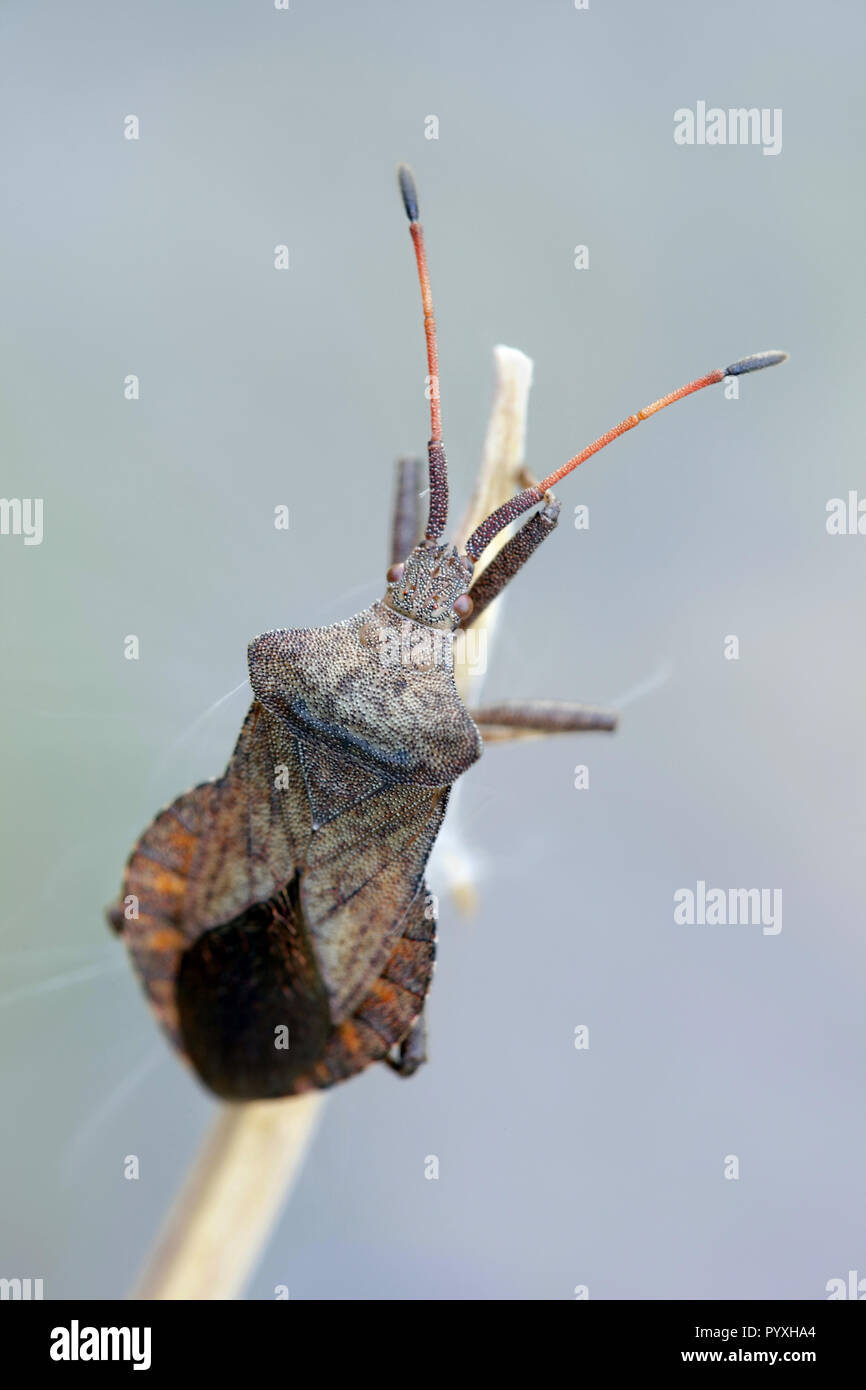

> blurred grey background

[{"left": 1, "top": 0, "right": 864, "bottom": 1300}]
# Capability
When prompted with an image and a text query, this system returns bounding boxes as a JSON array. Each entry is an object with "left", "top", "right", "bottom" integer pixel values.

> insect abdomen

[
  {"left": 175, "top": 880, "right": 436, "bottom": 1100},
  {"left": 176, "top": 880, "right": 332, "bottom": 1100}
]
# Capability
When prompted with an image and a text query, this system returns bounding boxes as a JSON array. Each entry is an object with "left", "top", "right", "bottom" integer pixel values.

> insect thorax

[{"left": 385, "top": 541, "right": 473, "bottom": 629}]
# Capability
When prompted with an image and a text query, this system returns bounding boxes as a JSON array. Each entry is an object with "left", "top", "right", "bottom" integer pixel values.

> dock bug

[{"left": 109, "top": 166, "right": 787, "bottom": 1100}]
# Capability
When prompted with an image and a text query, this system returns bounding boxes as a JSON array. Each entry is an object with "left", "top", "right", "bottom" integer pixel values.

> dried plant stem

[
  {"left": 131, "top": 344, "right": 535, "bottom": 1301},
  {"left": 447, "top": 346, "right": 535, "bottom": 916},
  {"left": 456, "top": 345, "right": 535, "bottom": 555},
  {"left": 133, "top": 1094, "right": 324, "bottom": 1299},
  {"left": 455, "top": 344, "right": 535, "bottom": 700}
]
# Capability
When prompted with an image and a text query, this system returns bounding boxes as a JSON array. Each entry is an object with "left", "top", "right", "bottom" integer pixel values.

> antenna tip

[
  {"left": 724, "top": 350, "right": 789, "bottom": 377},
  {"left": 397, "top": 164, "right": 419, "bottom": 222}
]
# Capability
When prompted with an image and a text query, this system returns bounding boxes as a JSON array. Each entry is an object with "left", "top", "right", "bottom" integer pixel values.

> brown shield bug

[{"left": 108, "top": 166, "right": 787, "bottom": 1100}]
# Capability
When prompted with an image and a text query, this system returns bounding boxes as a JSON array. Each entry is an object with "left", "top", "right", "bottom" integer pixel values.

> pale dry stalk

[{"left": 133, "top": 345, "right": 535, "bottom": 1300}]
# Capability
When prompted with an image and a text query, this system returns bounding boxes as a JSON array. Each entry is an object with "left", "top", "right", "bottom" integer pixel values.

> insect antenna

[
  {"left": 398, "top": 164, "right": 448, "bottom": 542},
  {"left": 464, "top": 350, "right": 788, "bottom": 562}
]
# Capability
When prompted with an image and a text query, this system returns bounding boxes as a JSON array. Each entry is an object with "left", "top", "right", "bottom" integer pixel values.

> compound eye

[
  {"left": 453, "top": 593, "right": 473, "bottom": 619},
  {"left": 386, "top": 562, "right": 405, "bottom": 584}
]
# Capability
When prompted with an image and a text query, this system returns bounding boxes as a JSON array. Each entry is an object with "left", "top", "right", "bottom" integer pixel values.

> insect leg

[
  {"left": 385, "top": 1008, "right": 428, "bottom": 1077},
  {"left": 470, "top": 700, "right": 618, "bottom": 742},
  {"left": 390, "top": 456, "right": 425, "bottom": 565},
  {"left": 461, "top": 495, "right": 561, "bottom": 628}
]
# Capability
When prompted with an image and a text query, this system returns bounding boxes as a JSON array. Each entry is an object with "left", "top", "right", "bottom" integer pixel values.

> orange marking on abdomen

[
  {"left": 138, "top": 926, "right": 187, "bottom": 953},
  {"left": 139, "top": 865, "right": 189, "bottom": 898}
]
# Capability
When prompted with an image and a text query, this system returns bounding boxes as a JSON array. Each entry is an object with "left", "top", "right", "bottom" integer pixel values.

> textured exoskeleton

[
  {"left": 113, "top": 583, "right": 481, "bottom": 1099},
  {"left": 108, "top": 165, "right": 785, "bottom": 1099}
]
